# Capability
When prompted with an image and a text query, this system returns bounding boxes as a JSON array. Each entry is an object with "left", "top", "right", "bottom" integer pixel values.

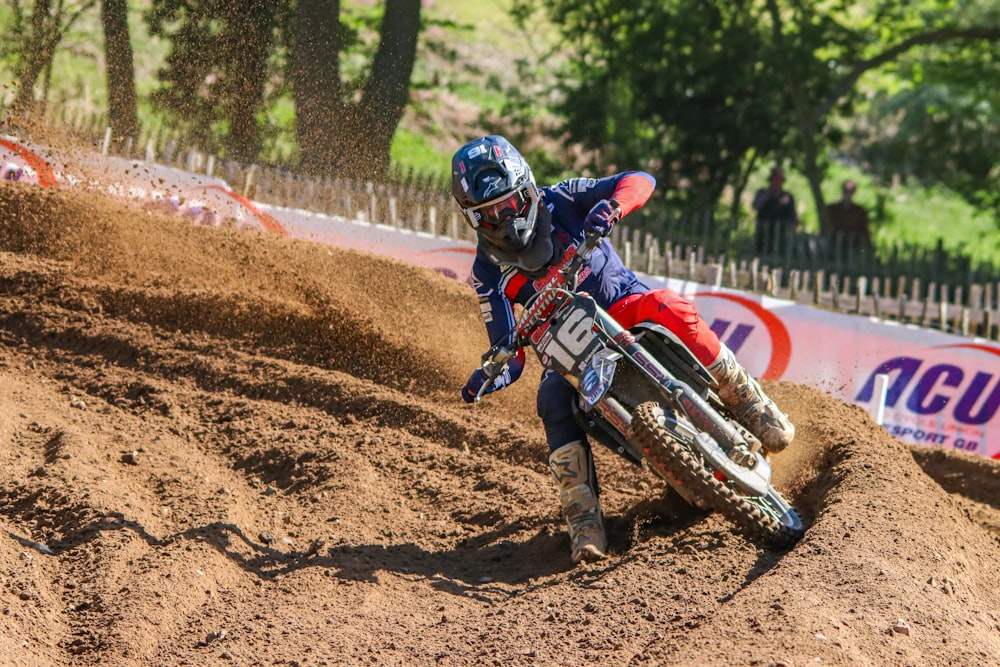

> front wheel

[{"left": 631, "top": 402, "right": 804, "bottom": 548}]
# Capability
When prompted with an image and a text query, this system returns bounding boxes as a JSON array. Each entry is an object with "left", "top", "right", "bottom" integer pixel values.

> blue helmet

[{"left": 451, "top": 135, "right": 554, "bottom": 272}]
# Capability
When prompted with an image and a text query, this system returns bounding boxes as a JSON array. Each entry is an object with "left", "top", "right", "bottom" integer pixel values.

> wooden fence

[
  {"left": 609, "top": 226, "right": 998, "bottom": 340},
  {"left": 6, "top": 110, "right": 998, "bottom": 342},
  {"left": 178, "top": 152, "right": 1000, "bottom": 342}
]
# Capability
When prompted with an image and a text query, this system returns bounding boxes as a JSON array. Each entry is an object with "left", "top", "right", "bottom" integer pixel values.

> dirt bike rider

[{"left": 452, "top": 135, "right": 795, "bottom": 564}]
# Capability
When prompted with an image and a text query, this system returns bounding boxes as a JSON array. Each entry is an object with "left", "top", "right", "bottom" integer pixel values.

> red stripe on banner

[
  {"left": 935, "top": 343, "right": 1000, "bottom": 358},
  {"left": 694, "top": 292, "right": 793, "bottom": 381},
  {"left": 0, "top": 137, "right": 60, "bottom": 188},
  {"left": 198, "top": 185, "right": 288, "bottom": 236}
]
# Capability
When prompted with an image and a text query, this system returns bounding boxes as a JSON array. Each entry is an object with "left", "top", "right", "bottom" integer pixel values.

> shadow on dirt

[{"left": 911, "top": 445, "right": 1000, "bottom": 510}]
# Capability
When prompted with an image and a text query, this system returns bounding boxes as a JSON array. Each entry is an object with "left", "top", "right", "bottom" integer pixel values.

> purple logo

[{"left": 856, "top": 356, "right": 1000, "bottom": 426}]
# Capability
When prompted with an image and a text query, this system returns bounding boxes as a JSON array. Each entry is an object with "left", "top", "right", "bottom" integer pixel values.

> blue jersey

[{"left": 471, "top": 172, "right": 654, "bottom": 347}]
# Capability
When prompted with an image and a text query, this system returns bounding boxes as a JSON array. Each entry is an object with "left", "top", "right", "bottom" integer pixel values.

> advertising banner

[
  {"left": 641, "top": 278, "right": 1000, "bottom": 459},
  {"left": 0, "top": 136, "right": 285, "bottom": 234}
]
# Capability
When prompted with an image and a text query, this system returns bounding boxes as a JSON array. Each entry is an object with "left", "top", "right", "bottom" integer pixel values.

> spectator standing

[
  {"left": 751, "top": 167, "right": 799, "bottom": 255},
  {"left": 826, "top": 179, "right": 872, "bottom": 256}
]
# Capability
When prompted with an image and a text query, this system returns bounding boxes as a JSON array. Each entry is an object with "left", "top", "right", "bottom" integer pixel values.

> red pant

[
  {"left": 607, "top": 290, "right": 721, "bottom": 366},
  {"left": 537, "top": 288, "right": 723, "bottom": 452}
]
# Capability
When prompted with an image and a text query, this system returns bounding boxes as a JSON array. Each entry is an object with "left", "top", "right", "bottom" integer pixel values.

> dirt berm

[{"left": 1, "top": 183, "right": 999, "bottom": 666}]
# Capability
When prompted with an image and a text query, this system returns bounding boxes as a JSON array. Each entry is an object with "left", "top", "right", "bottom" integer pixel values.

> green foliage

[
  {"left": 537, "top": 0, "right": 856, "bottom": 210},
  {"left": 390, "top": 128, "right": 449, "bottom": 184},
  {"left": 145, "top": 0, "right": 285, "bottom": 160},
  {"left": 877, "top": 184, "right": 999, "bottom": 265},
  {"left": 531, "top": 0, "right": 999, "bottom": 236},
  {"left": 857, "top": 40, "right": 1000, "bottom": 213}
]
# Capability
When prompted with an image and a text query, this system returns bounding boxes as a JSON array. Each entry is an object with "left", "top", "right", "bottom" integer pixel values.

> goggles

[{"left": 464, "top": 184, "right": 539, "bottom": 231}]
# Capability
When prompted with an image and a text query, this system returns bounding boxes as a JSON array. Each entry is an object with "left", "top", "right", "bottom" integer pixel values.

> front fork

[{"left": 588, "top": 310, "right": 757, "bottom": 466}]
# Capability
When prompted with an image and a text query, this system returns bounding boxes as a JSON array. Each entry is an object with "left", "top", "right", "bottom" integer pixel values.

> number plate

[{"left": 534, "top": 295, "right": 603, "bottom": 376}]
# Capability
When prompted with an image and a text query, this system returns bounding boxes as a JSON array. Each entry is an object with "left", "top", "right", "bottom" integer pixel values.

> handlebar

[{"left": 472, "top": 231, "right": 606, "bottom": 402}]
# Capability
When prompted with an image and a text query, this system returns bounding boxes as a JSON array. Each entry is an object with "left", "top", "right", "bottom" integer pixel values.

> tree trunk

[
  {"left": 798, "top": 124, "right": 829, "bottom": 236},
  {"left": 347, "top": 0, "right": 421, "bottom": 180},
  {"left": 15, "top": 0, "right": 58, "bottom": 113},
  {"left": 101, "top": 0, "right": 139, "bottom": 148},
  {"left": 225, "top": 0, "right": 279, "bottom": 163},
  {"left": 292, "top": 0, "right": 343, "bottom": 174},
  {"left": 292, "top": 0, "right": 420, "bottom": 180}
]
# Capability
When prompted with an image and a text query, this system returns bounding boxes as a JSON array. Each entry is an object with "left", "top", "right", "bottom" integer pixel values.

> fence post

[
  {"left": 938, "top": 284, "right": 949, "bottom": 332},
  {"left": 101, "top": 127, "right": 112, "bottom": 155},
  {"left": 872, "top": 373, "right": 890, "bottom": 425},
  {"left": 919, "top": 281, "right": 934, "bottom": 328},
  {"left": 367, "top": 182, "right": 377, "bottom": 224},
  {"left": 871, "top": 277, "right": 882, "bottom": 319},
  {"left": 970, "top": 283, "right": 984, "bottom": 312},
  {"left": 707, "top": 263, "right": 723, "bottom": 288},
  {"left": 242, "top": 165, "right": 257, "bottom": 198},
  {"left": 608, "top": 224, "right": 619, "bottom": 253}
]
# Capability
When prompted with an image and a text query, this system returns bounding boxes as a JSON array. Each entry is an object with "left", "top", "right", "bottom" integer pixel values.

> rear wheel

[{"left": 631, "top": 402, "right": 804, "bottom": 548}]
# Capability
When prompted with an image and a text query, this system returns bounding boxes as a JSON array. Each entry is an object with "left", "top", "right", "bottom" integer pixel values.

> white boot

[
  {"left": 707, "top": 345, "right": 795, "bottom": 453},
  {"left": 548, "top": 441, "right": 607, "bottom": 563}
]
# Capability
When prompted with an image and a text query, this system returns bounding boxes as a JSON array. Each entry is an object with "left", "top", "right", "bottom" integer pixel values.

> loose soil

[{"left": 1, "top": 183, "right": 999, "bottom": 667}]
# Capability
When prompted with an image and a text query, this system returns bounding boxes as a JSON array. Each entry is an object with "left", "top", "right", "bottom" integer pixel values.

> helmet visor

[{"left": 464, "top": 184, "right": 538, "bottom": 231}]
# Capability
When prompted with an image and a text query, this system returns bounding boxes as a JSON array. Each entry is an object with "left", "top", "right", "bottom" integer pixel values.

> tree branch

[{"left": 818, "top": 26, "right": 1000, "bottom": 120}]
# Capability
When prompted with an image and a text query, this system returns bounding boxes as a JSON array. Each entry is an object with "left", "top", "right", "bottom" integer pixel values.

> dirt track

[{"left": 1, "top": 183, "right": 999, "bottom": 667}]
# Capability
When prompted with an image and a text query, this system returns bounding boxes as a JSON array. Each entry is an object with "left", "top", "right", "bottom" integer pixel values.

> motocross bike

[{"left": 474, "top": 232, "right": 805, "bottom": 547}]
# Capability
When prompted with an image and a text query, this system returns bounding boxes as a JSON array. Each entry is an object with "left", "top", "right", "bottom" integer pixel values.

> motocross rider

[{"left": 452, "top": 135, "right": 795, "bottom": 563}]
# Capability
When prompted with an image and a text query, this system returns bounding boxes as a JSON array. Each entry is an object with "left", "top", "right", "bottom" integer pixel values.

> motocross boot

[
  {"left": 548, "top": 441, "right": 607, "bottom": 563},
  {"left": 707, "top": 345, "right": 795, "bottom": 454}
]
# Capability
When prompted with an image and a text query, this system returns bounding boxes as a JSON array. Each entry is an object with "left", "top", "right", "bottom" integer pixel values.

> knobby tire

[{"left": 631, "top": 402, "right": 804, "bottom": 549}]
